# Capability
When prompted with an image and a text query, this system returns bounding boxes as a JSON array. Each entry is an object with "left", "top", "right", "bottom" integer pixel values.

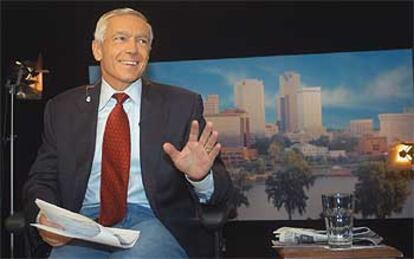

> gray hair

[{"left": 94, "top": 8, "right": 154, "bottom": 45}]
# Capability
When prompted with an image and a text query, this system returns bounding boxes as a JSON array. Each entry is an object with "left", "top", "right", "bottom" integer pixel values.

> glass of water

[{"left": 322, "top": 193, "right": 354, "bottom": 248}]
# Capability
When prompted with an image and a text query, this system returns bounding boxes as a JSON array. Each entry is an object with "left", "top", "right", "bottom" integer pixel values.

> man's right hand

[{"left": 38, "top": 212, "right": 72, "bottom": 247}]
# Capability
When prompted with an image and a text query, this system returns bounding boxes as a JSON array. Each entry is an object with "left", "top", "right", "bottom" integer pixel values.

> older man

[{"left": 23, "top": 7, "right": 233, "bottom": 258}]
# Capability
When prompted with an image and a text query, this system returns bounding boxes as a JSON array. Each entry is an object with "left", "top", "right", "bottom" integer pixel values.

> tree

[
  {"left": 252, "top": 137, "right": 271, "bottom": 155},
  {"left": 252, "top": 157, "right": 266, "bottom": 175},
  {"left": 353, "top": 161, "right": 411, "bottom": 219},
  {"left": 310, "top": 135, "right": 330, "bottom": 147},
  {"left": 270, "top": 134, "right": 292, "bottom": 148},
  {"left": 268, "top": 141, "right": 284, "bottom": 166},
  {"left": 230, "top": 168, "right": 251, "bottom": 208},
  {"left": 329, "top": 136, "right": 358, "bottom": 152},
  {"left": 265, "top": 150, "right": 315, "bottom": 220}
]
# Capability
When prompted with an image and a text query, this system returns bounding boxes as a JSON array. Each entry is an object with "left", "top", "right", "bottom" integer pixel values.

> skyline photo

[
  {"left": 89, "top": 48, "right": 414, "bottom": 220},
  {"left": 146, "top": 49, "right": 413, "bottom": 130}
]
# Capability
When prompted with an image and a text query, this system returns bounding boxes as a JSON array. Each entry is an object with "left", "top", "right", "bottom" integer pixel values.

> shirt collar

[{"left": 99, "top": 79, "right": 142, "bottom": 110}]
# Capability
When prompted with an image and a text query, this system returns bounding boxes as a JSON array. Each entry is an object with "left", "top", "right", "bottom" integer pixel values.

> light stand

[
  {"left": 4, "top": 66, "right": 24, "bottom": 258},
  {"left": 4, "top": 61, "right": 40, "bottom": 258}
]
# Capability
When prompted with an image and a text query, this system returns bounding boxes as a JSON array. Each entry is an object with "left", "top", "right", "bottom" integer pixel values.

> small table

[{"left": 275, "top": 245, "right": 403, "bottom": 259}]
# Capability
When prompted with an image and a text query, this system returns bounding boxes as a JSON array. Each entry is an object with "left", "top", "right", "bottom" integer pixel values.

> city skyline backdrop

[
  {"left": 87, "top": 49, "right": 414, "bottom": 221},
  {"left": 146, "top": 49, "right": 413, "bottom": 130}
]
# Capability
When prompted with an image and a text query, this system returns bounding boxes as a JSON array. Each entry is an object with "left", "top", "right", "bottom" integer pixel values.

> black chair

[{"left": 199, "top": 204, "right": 235, "bottom": 259}]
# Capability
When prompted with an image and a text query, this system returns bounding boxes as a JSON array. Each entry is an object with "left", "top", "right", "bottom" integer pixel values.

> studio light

[
  {"left": 389, "top": 142, "right": 414, "bottom": 170},
  {"left": 398, "top": 143, "right": 413, "bottom": 163}
]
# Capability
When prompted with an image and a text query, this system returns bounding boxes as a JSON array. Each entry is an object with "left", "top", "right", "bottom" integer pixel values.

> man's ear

[{"left": 92, "top": 40, "right": 102, "bottom": 61}]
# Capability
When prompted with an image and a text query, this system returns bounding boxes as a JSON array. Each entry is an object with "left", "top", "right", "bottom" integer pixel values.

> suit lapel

[
  {"left": 72, "top": 81, "right": 101, "bottom": 210},
  {"left": 140, "top": 79, "right": 168, "bottom": 216}
]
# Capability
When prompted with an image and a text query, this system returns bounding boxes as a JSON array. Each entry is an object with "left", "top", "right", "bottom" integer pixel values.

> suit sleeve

[{"left": 22, "top": 99, "right": 60, "bottom": 248}]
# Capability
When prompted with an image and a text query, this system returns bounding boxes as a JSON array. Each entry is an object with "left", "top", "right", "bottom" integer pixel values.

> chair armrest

[
  {"left": 200, "top": 205, "right": 228, "bottom": 231},
  {"left": 5, "top": 212, "right": 26, "bottom": 234},
  {"left": 199, "top": 188, "right": 237, "bottom": 231}
]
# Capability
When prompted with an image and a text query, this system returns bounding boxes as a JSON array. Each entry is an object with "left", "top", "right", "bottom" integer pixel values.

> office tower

[
  {"left": 277, "top": 72, "right": 300, "bottom": 132},
  {"left": 379, "top": 112, "right": 414, "bottom": 145},
  {"left": 204, "top": 94, "right": 220, "bottom": 115},
  {"left": 205, "top": 109, "right": 251, "bottom": 147},
  {"left": 296, "top": 87, "right": 324, "bottom": 135},
  {"left": 349, "top": 119, "right": 373, "bottom": 137},
  {"left": 234, "top": 79, "right": 266, "bottom": 137}
]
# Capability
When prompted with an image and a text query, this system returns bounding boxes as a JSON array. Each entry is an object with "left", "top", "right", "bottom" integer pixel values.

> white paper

[
  {"left": 31, "top": 199, "right": 139, "bottom": 248},
  {"left": 272, "top": 226, "right": 383, "bottom": 247}
]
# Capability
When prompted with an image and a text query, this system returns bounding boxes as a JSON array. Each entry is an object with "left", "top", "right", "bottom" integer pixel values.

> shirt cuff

[
  {"left": 186, "top": 171, "right": 214, "bottom": 191},
  {"left": 186, "top": 170, "right": 215, "bottom": 203}
]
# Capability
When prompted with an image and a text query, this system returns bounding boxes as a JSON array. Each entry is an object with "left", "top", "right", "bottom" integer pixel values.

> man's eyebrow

[
  {"left": 113, "top": 31, "right": 149, "bottom": 39},
  {"left": 113, "top": 31, "right": 130, "bottom": 36}
]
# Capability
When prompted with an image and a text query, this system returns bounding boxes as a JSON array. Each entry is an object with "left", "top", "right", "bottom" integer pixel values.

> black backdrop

[{"left": 1, "top": 1, "right": 413, "bottom": 258}]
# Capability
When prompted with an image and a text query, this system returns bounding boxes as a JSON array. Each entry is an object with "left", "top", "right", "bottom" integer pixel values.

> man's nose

[{"left": 125, "top": 39, "right": 138, "bottom": 54}]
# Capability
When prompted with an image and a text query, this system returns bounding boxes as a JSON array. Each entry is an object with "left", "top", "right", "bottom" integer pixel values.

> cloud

[
  {"left": 322, "top": 86, "right": 355, "bottom": 107},
  {"left": 321, "top": 66, "right": 413, "bottom": 109},
  {"left": 202, "top": 67, "right": 249, "bottom": 87},
  {"left": 256, "top": 63, "right": 279, "bottom": 77},
  {"left": 365, "top": 65, "right": 412, "bottom": 99}
]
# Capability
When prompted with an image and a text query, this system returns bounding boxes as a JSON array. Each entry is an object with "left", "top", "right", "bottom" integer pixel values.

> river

[{"left": 236, "top": 176, "right": 414, "bottom": 220}]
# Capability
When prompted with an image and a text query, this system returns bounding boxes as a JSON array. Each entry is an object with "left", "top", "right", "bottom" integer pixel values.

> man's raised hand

[{"left": 163, "top": 120, "right": 221, "bottom": 181}]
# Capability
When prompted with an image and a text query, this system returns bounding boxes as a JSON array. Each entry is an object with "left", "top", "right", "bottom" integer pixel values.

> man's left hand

[{"left": 163, "top": 120, "right": 221, "bottom": 181}]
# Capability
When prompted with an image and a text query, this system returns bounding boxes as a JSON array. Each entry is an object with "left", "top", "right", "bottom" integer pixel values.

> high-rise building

[
  {"left": 204, "top": 94, "right": 220, "bottom": 115},
  {"left": 205, "top": 108, "right": 251, "bottom": 147},
  {"left": 379, "top": 112, "right": 414, "bottom": 145},
  {"left": 277, "top": 72, "right": 300, "bottom": 132},
  {"left": 234, "top": 79, "right": 266, "bottom": 137},
  {"left": 349, "top": 119, "right": 373, "bottom": 137},
  {"left": 296, "top": 87, "right": 324, "bottom": 135}
]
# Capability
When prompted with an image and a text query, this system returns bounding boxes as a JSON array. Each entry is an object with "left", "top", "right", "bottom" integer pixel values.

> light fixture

[
  {"left": 13, "top": 54, "right": 48, "bottom": 100},
  {"left": 398, "top": 143, "right": 413, "bottom": 163},
  {"left": 389, "top": 142, "right": 414, "bottom": 170}
]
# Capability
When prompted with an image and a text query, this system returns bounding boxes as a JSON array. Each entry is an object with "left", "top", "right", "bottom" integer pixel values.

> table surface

[{"left": 275, "top": 245, "right": 403, "bottom": 259}]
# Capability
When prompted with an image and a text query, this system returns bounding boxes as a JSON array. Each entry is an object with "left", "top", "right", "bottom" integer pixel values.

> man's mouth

[{"left": 119, "top": 60, "right": 138, "bottom": 66}]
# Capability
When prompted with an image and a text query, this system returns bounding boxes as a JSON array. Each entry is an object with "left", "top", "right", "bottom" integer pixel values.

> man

[{"left": 23, "top": 7, "right": 234, "bottom": 258}]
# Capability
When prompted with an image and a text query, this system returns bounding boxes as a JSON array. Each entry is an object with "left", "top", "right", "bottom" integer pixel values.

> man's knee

[{"left": 116, "top": 219, "right": 187, "bottom": 258}]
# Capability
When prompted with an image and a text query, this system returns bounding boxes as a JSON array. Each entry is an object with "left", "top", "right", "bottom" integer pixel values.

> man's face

[{"left": 92, "top": 14, "right": 151, "bottom": 90}]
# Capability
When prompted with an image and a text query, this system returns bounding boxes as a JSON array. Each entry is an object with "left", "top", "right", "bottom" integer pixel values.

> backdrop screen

[{"left": 90, "top": 49, "right": 414, "bottom": 220}]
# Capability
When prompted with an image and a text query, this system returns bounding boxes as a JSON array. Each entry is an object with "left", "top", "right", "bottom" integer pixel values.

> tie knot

[{"left": 113, "top": 93, "right": 129, "bottom": 104}]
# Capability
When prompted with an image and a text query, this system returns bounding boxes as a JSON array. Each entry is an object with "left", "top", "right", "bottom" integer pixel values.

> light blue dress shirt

[{"left": 82, "top": 79, "right": 214, "bottom": 209}]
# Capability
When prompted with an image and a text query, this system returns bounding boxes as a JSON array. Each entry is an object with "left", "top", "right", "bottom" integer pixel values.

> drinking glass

[{"left": 322, "top": 193, "right": 354, "bottom": 248}]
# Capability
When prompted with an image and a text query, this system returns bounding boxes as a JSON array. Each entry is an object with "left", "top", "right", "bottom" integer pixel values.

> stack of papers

[
  {"left": 272, "top": 227, "right": 383, "bottom": 247},
  {"left": 31, "top": 199, "right": 140, "bottom": 248}
]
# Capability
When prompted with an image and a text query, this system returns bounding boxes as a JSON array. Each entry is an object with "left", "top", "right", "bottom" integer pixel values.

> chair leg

[
  {"left": 214, "top": 231, "right": 221, "bottom": 259},
  {"left": 214, "top": 229, "right": 225, "bottom": 259}
]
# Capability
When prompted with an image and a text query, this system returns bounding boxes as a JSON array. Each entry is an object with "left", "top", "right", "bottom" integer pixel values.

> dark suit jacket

[{"left": 23, "top": 79, "right": 234, "bottom": 258}]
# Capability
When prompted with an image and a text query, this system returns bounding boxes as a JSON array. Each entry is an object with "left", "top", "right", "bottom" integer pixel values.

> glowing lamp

[{"left": 389, "top": 143, "right": 414, "bottom": 170}]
